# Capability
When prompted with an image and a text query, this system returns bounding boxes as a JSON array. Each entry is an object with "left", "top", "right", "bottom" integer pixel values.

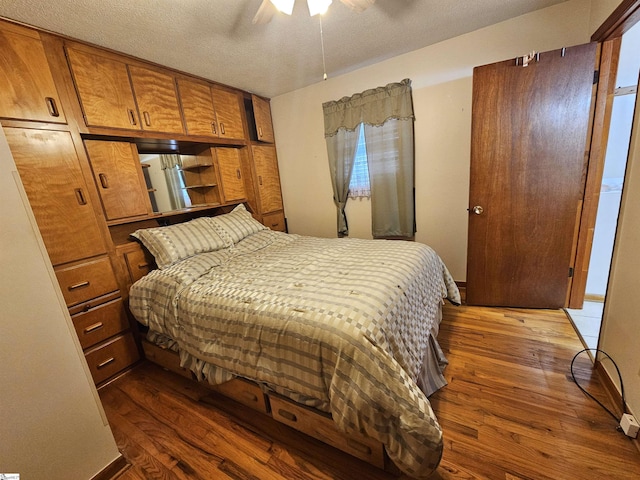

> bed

[{"left": 127, "top": 204, "right": 460, "bottom": 479}]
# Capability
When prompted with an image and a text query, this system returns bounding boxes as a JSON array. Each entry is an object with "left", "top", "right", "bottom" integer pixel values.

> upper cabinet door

[
  {"left": 6, "top": 127, "right": 106, "bottom": 266},
  {"left": 216, "top": 148, "right": 246, "bottom": 203},
  {"left": 66, "top": 46, "right": 140, "bottom": 130},
  {"left": 211, "top": 87, "right": 245, "bottom": 140},
  {"left": 0, "top": 23, "right": 66, "bottom": 123},
  {"left": 128, "top": 65, "right": 184, "bottom": 135},
  {"left": 252, "top": 95, "right": 274, "bottom": 143},
  {"left": 178, "top": 78, "right": 218, "bottom": 137},
  {"left": 84, "top": 140, "right": 151, "bottom": 221},
  {"left": 178, "top": 79, "right": 245, "bottom": 140}
]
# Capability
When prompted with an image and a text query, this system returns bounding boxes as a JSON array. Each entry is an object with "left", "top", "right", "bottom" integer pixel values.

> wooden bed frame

[{"left": 140, "top": 338, "right": 402, "bottom": 475}]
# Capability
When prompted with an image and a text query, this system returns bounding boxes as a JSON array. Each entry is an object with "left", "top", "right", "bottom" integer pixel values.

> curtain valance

[
  {"left": 160, "top": 154, "right": 182, "bottom": 170},
  {"left": 322, "top": 78, "right": 414, "bottom": 137}
]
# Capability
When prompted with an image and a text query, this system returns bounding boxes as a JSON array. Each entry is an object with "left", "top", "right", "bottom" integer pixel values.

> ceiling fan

[{"left": 252, "top": 0, "right": 375, "bottom": 24}]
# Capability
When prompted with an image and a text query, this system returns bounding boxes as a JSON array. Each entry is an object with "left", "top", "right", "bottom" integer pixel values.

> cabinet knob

[
  {"left": 99, "top": 173, "right": 109, "bottom": 189},
  {"left": 143, "top": 111, "right": 151, "bottom": 127},
  {"left": 45, "top": 97, "right": 60, "bottom": 117},
  {"left": 211, "top": 122, "right": 217, "bottom": 135},
  {"left": 127, "top": 109, "right": 137, "bottom": 125}
]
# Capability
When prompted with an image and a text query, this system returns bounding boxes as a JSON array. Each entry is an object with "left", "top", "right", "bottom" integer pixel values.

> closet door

[
  {"left": 211, "top": 87, "right": 245, "bottom": 140},
  {"left": 252, "top": 94, "right": 274, "bottom": 143},
  {"left": 466, "top": 43, "right": 597, "bottom": 308},
  {"left": 178, "top": 78, "right": 218, "bottom": 137},
  {"left": 6, "top": 127, "right": 106, "bottom": 265}
]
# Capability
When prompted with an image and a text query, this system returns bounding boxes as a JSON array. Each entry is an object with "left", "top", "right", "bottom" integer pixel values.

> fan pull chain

[{"left": 319, "top": 15, "right": 327, "bottom": 80}]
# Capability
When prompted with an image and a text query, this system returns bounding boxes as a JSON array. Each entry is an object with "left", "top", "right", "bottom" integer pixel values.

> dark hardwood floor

[{"left": 101, "top": 302, "right": 640, "bottom": 479}]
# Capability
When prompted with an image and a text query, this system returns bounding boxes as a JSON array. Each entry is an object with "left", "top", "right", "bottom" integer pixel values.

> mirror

[{"left": 138, "top": 153, "right": 194, "bottom": 213}]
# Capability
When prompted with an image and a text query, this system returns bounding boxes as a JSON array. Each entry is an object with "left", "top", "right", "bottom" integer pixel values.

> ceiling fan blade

[
  {"left": 339, "top": 0, "right": 375, "bottom": 13},
  {"left": 252, "top": 0, "right": 277, "bottom": 24}
]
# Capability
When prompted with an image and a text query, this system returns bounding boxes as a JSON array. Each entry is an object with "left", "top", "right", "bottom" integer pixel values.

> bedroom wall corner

[
  {"left": 0, "top": 127, "right": 122, "bottom": 479},
  {"left": 269, "top": 0, "right": 593, "bottom": 282}
]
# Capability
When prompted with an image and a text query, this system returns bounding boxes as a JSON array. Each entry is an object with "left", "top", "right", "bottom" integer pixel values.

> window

[{"left": 348, "top": 124, "right": 370, "bottom": 198}]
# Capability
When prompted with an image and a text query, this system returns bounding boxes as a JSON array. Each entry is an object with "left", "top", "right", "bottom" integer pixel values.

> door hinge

[
  {"left": 594, "top": 70, "right": 600, "bottom": 84},
  {"left": 569, "top": 267, "right": 574, "bottom": 278}
]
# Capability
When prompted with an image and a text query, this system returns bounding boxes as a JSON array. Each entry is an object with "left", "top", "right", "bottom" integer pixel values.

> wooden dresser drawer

[
  {"left": 210, "top": 378, "right": 268, "bottom": 414},
  {"left": 55, "top": 256, "right": 119, "bottom": 307},
  {"left": 124, "top": 246, "right": 154, "bottom": 285},
  {"left": 71, "top": 297, "right": 129, "bottom": 349},
  {"left": 85, "top": 333, "right": 140, "bottom": 385},
  {"left": 269, "top": 394, "right": 385, "bottom": 469},
  {"left": 262, "top": 211, "right": 286, "bottom": 232}
]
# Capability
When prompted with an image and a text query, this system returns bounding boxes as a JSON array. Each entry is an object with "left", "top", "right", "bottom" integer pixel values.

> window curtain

[
  {"left": 323, "top": 78, "right": 415, "bottom": 238},
  {"left": 160, "top": 154, "right": 188, "bottom": 210}
]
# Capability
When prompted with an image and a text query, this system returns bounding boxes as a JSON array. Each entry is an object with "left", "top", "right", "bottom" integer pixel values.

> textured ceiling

[{"left": 0, "top": 0, "right": 569, "bottom": 98}]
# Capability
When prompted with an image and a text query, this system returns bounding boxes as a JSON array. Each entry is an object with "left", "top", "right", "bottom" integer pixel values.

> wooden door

[
  {"left": 466, "top": 43, "right": 597, "bottom": 308},
  {"left": 216, "top": 148, "right": 246, "bottom": 202},
  {"left": 84, "top": 140, "right": 151, "bottom": 221},
  {"left": 128, "top": 65, "right": 184, "bottom": 135},
  {"left": 6, "top": 127, "right": 106, "bottom": 265},
  {"left": 66, "top": 46, "right": 139, "bottom": 130},
  {"left": 0, "top": 22, "right": 66, "bottom": 123},
  {"left": 252, "top": 94, "right": 275, "bottom": 143},
  {"left": 252, "top": 145, "right": 283, "bottom": 214},
  {"left": 178, "top": 78, "right": 218, "bottom": 137},
  {"left": 211, "top": 87, "right": 245, "bottom": 140}
]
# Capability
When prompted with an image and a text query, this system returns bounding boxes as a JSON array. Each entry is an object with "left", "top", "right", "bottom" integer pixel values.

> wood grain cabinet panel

[
  {"left": 55, "top": 256, "right": 119, "bottom": 307},
  {"left": 84, "top": 140, "right": 151, "bottom": 221},
  {"left": 215, "top": 148, "right": 246, "bottom": 203},
  {"left": 129, "top": 65, "right": 184, "bottom": 135},
  {"left": 66, "top": 46, "right": 139, "bottom": 130},
  {"left": 6, "top": 127, "right": 106, "bottom": 266},
  {"left": 178, "top": 78, "right": 244, "bottom": 140},
  {"left": 0, "top": 22, "right": 66, "bottom": 123},
  {"left": 252, "top": 145, "right": 283, "bottom": 214},
  {"left": 252, "top": 94, "right": 274, "bottom": 143},
  {"left": 85, "top": 333, "right": 140, "bottom": 385},
  {"left": 71, "top": 297, "right": 129, "bottom": 349}
]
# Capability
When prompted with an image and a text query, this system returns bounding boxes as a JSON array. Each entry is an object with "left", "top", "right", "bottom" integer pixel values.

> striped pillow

[
  {"left": 207, "top": 203, "right": 267, "bottom": 244},
  {"left": 131, "top": 217, "right": 229, "bottom": 269}
]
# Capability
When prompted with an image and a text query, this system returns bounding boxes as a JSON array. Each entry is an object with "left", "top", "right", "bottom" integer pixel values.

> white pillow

[
  {"left": 131, "top": 217, "right": 229, "bottom": 269},
  {"left": 207, "top": 203, "right": 267, "bottom": 245}
]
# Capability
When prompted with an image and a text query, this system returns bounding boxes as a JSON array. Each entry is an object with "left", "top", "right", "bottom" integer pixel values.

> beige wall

[
  {"left": 0, "top": 129, "right": 121, "bottom": 479},
  {"left": 271, "top": 0, "right": 592, "bottom": 281},
  {"left": 589, "top": 0, "right": 623, "bottom": 34},
  {"left": 600, "top": 46, "right": 640, "bottom": 418}
]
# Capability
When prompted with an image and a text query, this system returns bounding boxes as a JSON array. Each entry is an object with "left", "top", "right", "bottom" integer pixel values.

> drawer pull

[
  {"left": 68, "top": 281, "right": 90, "bottom": 291},
  {"left": 99, "top": 173, "right": 109, "bottom": 189},
  {"left": 137, "top": 262, "right": 149, "bottom": 270},
  {"left": 219, "top": 122, "right": 225, "bottom": 135},
  {"left": 211, "top": 121, "right": 217, "bottom": 135},
  {"left": 258, "top": 176, "right": 263, "bottom": 186},
  {"left": 74, "top": 188, "right": 87, "bottom": 205},
  {"left": 84, "top": 322, "right": 104, "bottom": 334},
  {"left": 278, "top": 409, "right": 297, "bottom": 422},
  {"left": 45, "top": 97, "right": 60, "bottom": 117},
  {"left": 143, "top": 111, "right": 151, "bottom": 127},
  {"left": 271, "top": 223, "right": 278, "bottom": 227},
  {"left": 236, "top": 169, "right": 241, "bottom": 179},
  {"left": 97, "top": 357, "right": 115, "bottom": 369},
  {"left": 128, "top": 108, "right": 137, "bottom": 125},
  {"left": 258, "top": 126, "right": 263, "bottom": 138}
]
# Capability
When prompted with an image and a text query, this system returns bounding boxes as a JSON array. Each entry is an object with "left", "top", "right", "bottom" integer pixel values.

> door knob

[{"left": 470, "top": 205, "right": 484, "bottom": 215}]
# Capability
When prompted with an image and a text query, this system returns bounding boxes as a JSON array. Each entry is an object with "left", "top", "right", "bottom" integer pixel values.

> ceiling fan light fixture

[
  {"left": 270, "top": 0, "right": 295, "bottom": 15},
  {"left": 307, "top": 0, "right": 332, "bottom": 16}
]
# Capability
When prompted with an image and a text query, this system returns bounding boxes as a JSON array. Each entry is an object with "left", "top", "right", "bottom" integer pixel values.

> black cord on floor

[{"left": 570, "top": 348, "right": 626, "bottom": 425}]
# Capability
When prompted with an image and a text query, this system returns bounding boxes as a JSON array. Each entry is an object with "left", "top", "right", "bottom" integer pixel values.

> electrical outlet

[{"left": 620, "top": 414, "right": 639, "bottom": 438}]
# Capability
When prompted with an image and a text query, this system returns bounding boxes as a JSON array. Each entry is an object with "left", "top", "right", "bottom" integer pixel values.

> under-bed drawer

[
  {"left": 71, "top": 297, "right": 128, "bottom": 349},
  {"left": 85, "top": 333, "right": 140, "bottom": 385},
  {"left": 269, "top": 394, "right": 385, "bottom": 469},
  {"left": 141, "top": 340, "right": 193, "bottom": 379},
  {"left": 261, "top": 211, "right": 286, "bottom": 232},
  {"left": 210, "top": 378, "right": 269, "bottom": 414}
]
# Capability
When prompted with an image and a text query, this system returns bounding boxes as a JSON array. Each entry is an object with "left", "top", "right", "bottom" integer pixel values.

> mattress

[{"left": 129, "top": 229, "right": 459, "bottom": 478}]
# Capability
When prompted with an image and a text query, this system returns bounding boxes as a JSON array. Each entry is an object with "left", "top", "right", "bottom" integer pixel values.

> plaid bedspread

[{"left": 129, "top": 230, "right": 459, "bottom": 478}]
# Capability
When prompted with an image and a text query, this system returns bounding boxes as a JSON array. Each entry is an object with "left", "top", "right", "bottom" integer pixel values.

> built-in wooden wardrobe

[{"left": 0, "top": 18, "right": 285, "bottom": 387}]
